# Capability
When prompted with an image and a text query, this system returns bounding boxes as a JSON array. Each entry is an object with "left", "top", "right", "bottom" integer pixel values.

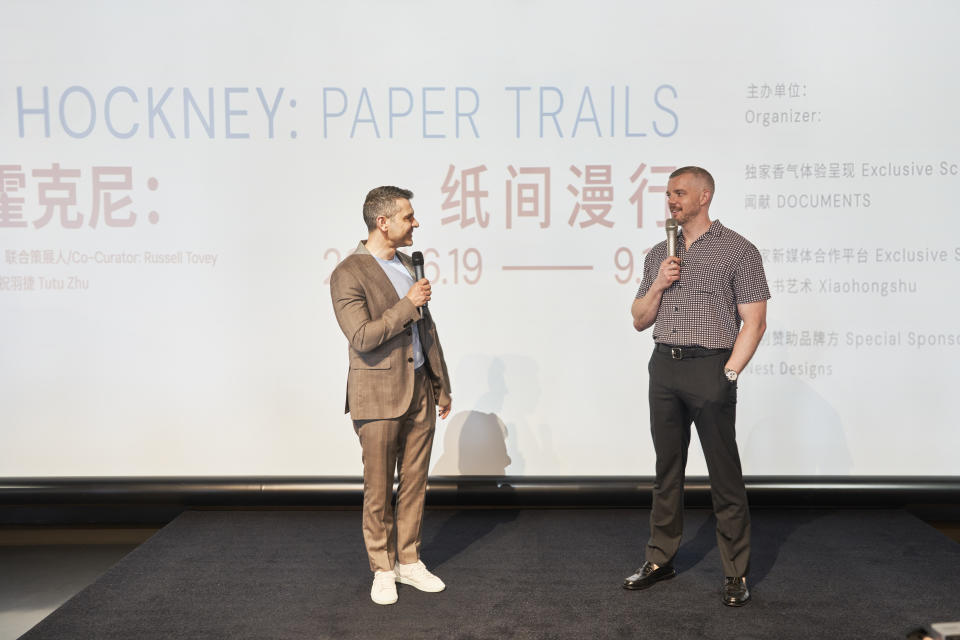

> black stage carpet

[{"left": 19, "top": 509, "right": 960, "bottom": 639}]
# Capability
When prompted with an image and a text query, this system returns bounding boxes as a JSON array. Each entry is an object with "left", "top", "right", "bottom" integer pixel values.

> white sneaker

[
  {"left": 395, "top": 560, "right": 446, "bottom": 592},
  {"left": 371, "top": 570, "right": 398, "bottom": 605}
]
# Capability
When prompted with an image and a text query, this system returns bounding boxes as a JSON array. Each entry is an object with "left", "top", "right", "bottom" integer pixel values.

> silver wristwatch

[{"left": 724, "top": 368, "right": 738, "bottom": 382}]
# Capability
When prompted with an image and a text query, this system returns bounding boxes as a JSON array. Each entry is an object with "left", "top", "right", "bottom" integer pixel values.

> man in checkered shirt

[{"left": 623, "top": 166, "right": 770, "bottom": 607}]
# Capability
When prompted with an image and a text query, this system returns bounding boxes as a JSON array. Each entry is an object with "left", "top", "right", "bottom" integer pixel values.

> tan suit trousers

[{"left": 354, "top": 367, "right": 436, "bottom": 573}]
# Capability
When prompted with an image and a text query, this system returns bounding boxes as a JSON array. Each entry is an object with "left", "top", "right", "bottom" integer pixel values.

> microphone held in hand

[
  {"left": 665, "top": 217, "right": 679, "bottom": 260},
  {"left": 411, "top": 251, "right": 428, "bottom": 313}
]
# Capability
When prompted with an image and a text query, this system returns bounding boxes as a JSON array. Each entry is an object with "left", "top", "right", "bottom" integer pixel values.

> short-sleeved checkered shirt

[{"left": 635, "top": 220, "right": 771, "bottom": 349}]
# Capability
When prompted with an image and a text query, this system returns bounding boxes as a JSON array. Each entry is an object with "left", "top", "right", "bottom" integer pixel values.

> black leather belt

[{"left": 656, "top": 344, "right": 731, "bottom": 360}]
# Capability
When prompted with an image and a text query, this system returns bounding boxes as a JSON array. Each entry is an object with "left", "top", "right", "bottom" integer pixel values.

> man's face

[
  {"left": 665, "top": 173, "right": 709, "bottom": 226},
  {"left": 380, "top": 198, "right": 418, "bottom": 248}
]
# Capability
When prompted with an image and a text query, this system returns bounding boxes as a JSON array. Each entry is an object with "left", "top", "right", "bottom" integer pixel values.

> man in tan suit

[{"left": 330, "top": 186, "right": 452, "bottom": 605}]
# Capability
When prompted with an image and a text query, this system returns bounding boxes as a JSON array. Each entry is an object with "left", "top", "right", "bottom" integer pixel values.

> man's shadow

[
  {"left": 431, "top": 356, "right": 514, "bottom": 476},
  {"left": 424, "top": 408, "right": 518, "bottom": 567},
  {"left": 741, "top": 375, "right": 851, "bottom": 475},
  {"left": 430, "top": 410, "right": 512, "bottom": 476},
  {"left": 422, "top": 509, "right": 519, "bottom": 568},
  {"left": 674, "top": 507, "right": 823, "bottom": 585},
  {"left": 426, "top": 358, "right": 519, "bottom": 567}
]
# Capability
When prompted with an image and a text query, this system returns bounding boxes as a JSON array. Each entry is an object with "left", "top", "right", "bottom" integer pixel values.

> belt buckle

[{"left": 670, "top": 347, "right": 682, "bottom": 360}]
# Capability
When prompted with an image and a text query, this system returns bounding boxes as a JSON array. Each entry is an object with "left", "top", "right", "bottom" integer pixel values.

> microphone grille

[
  {"left": 665, "top": 218, "right": 678, "bottom": 232},
  {"left": 411, "top": 251, "right": 424, "bottom": 266}
]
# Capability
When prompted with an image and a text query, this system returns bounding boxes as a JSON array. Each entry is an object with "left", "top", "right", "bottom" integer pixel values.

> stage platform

[{"left": 18, "top": 508, "right": 960, "bottom": 639}]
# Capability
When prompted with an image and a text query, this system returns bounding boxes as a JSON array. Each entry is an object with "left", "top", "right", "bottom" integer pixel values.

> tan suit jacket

[{"left": 330, "top": 241, "right": 452, "bottom": 421}]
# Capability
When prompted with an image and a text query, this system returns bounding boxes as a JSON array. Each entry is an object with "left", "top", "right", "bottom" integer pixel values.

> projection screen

[{"left": 2, "top": 0, "right": 958, "bottom": 478}]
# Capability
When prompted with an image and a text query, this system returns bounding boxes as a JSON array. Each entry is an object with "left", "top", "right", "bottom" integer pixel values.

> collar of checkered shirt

[{"left": 678, "top": 219, "right": 725, "bottom": 244}]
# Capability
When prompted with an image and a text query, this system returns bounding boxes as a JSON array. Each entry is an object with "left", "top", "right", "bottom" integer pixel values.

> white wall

[{"left": 1, "top": 0, "right": 958, "bottom": 476}]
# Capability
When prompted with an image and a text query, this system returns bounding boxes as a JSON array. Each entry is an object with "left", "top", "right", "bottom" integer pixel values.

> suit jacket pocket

[{"left": 350, "top": 342, "right": 393, "bottom": 370}]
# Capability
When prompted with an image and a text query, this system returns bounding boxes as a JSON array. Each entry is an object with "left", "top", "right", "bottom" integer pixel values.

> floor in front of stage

[{"left": 7, "top": 508, "right": 960, "bottom": 640}]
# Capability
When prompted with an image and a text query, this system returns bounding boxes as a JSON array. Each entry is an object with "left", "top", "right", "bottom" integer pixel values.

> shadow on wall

[
  {"left": 431, "top": 355, "right": 552, "bottom": 476},
  {"left": 741, "top": 373, "right": 851, "bottom": 474},
  {"left": 431, "top": 410, "right": 512, "bottom": 475}
]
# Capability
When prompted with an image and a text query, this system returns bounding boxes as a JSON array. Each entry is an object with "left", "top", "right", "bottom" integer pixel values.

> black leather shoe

[
  {"left": 721, "top": 576, "right": 750, "bottom": 606},
  {"left": 622, "top": 561, "right": 676, "bottom": 590}
]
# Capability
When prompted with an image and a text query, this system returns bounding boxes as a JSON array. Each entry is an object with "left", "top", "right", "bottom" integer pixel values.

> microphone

[
  {"left": 411, "top": 251, "right": 428, "bottom": 313},
  {"left": 665, "top": 218, "right": 679, "bottom": 259}
]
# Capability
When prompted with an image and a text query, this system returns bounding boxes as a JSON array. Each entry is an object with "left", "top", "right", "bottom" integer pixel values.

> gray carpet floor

[{"left": 18, "top": 508, "right": 960, "bottom": 639}]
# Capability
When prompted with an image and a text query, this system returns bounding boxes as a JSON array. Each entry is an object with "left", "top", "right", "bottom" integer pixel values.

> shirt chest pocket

[{"left": 694, "top": 264, "right": 734, "bottom": 297}]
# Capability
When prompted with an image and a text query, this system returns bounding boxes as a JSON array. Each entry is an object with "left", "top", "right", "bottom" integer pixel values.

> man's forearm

[
  {"left": 725, "top": 319, "right": 766, "bottom": 373},
  {"left": 631, "top": 291, "right": 663, "bottom": 332}
]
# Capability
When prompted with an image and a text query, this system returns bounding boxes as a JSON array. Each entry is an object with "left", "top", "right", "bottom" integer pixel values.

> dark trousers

[{"left": 645, "top": 347, "right": 751, "bottom": 577}]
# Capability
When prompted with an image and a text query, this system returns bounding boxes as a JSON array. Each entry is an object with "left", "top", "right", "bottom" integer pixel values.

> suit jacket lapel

[
  {"left": 352, "top": 241, "right": 401, "bottom": 304},
  {"left": 395, "top": 250, "right": 417, "bottom": 280}
]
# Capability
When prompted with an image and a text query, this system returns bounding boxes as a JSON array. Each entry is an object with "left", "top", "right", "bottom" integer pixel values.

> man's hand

[
  {"left": 406, "top": 278, "right": 431, "bottom": 307},
  {"left": 632, "top": 256, "right": 680, "bottom": 332},
  {"left": 438, "top": 401, "right": 451, "bottom": 420},
  {"left": 654, "top": 256, "right": 681, "bottom": 292}
]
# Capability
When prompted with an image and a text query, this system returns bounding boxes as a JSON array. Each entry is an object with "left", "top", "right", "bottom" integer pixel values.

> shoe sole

[
  {"left": 396, "top": 577, "right": 446, "bottom": 593},
  {"left": 622, "top": 569, "right": 677, "bottom": 590},
  {"left": 371, "top": 594, "right": 398, "bottom": 605}
]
